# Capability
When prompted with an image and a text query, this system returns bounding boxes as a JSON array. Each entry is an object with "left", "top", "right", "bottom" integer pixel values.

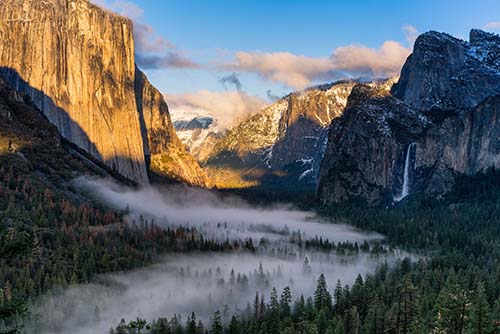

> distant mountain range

[{"left": 0, "top": 0, "right": 498, "bottom": 205}]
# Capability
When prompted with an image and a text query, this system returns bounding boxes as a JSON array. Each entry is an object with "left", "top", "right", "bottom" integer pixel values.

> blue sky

[{"left": 95, "top": 0, "right": 500, "bottom": 122}]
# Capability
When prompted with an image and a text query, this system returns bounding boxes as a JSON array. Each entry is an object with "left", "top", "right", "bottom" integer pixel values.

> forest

[{"left": 108, "top": 169, "right": 500, "bottom": 334}]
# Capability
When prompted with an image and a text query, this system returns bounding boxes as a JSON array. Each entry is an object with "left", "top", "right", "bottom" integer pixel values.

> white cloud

[
  {"left": 403, "top": 24, "right": 419, "bottom": 46},
  {"left": 218, "top": 27, "right": 416, "bottom": 90},
  {"left": 165, "top": 90, "right": 267, "bottom": 129},
  {"left": 219, "top": 42, "right": 410, "bottom": 90},
  {"left": 485, "top": 22, "right": 500, "bottom": 30}
]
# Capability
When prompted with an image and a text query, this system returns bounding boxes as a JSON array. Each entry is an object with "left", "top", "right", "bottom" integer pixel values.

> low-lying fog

[{"left": 26, "top": 177, "right": 409, "bottom": 334}]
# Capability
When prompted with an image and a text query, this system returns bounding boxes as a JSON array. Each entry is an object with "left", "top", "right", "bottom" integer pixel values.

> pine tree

[
  {"left": 254, "top": 292, "right": 261, "bottom": 320},
  {"left": 303, "top": 257, "right": 312, "bottom": 275},
  {"left": 393, "top": 278, "right": 421, "bottom": 334},
  {"left": 293, "top": 294, "right": 306, "bottom": 320},
  {"left": 470, "top": 282, "right": 490, "bottom": 334},
  {"left": 316, "top": 308, "right": 330, "bottom": 334},
  {"left": 211, "top": 310, "right": 223, "bottom": 334},
  {"left": 187, "top": 312, "right": 198, "bottom": 334},
  {"left": 228, "top": 315, "right": 240, "bottom": 334},
  {"left": 346, "top": 306, "right": 360, "bottom": 334},
  {"left": 433, "top": 278, "right": 469, "bottom": 334},
  {"left": 314, "top": 274, "right": 333, "bottom": 312},
  {"left": 362, "top": 298, "right": 385, "bottom": 334},
  {"left": 280, "top": 286, "right": 292, "bottom": 319},
  {"left": 334, "top": 279, "right": 345, "bottom": 315}
]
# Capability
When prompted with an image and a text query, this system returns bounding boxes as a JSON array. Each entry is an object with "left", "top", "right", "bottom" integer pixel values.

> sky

[{"left": 93, "top": 0, "right": 500, "bottom": 123}]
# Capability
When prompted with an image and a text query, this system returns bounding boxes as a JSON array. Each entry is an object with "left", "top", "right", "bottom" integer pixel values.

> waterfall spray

[{"left": 395, "top": 143, "right": 416, "bottom": 202}]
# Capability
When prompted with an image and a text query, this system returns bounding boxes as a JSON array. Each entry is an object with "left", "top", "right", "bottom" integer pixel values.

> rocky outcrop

[
  {"left": 392, "top": 30, "right": 500, "bottom": 113},
  {"left": 317, "top": 84, "right": 430, "bottom": 204},
  {"left": 0, "top": 75, "right": 130, "bottom": 189},
  {"left": 204, "top": 81, "right": 361, "bottom": 188},
  {"left": 318, "top": 29, "right": 500, "bottom": 205},
  {"left": 134, "top": 68, "right": 209, "bottom": 187},
  {"left": 270, "top": 82, "right": 357, "bottom": 179},
  {"left": 0, "top": 0, "right": 208, "bottom": 186},
  {"left": 414, "top": 96, "right": 500, "bottom": 195}
]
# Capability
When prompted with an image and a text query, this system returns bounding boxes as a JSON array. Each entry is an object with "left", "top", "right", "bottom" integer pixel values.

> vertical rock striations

[
  {"left": 0, "top": 0, "right": 148, "bottom": 183},
  {"left": 0, "top": 0, "right": 208, "bottom": 186}
]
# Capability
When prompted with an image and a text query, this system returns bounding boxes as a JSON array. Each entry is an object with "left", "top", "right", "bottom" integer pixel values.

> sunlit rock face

[
  {"left": 270, "top": 82, "right": 358, "bottom": 178},
  {"left": 0, "top": 0, "right": 148, "bottom": 183},
  {"left": 318, "top": 30, "right": 500, "bottom": 205},
  {"left": 203, "top": 81, "right": 360, "bottom": 188},
  {"left": 134, "top": 69, "right": 210, "bottom": 187},
  {"left": 0, "top": 0, "right": 208, "bottom": 186}
]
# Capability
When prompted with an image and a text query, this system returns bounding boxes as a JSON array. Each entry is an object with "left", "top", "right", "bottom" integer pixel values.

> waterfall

[{"left": 395, "top": 143, "right": 416, "bottom": 202}]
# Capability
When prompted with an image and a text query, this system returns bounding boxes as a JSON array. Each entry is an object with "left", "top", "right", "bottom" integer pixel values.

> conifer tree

[
  {"left": 470, "top": 282, "right": 490, "bottom": 334},
  {"left": 314, "top": 274, "right": 333, "bottom": 312},
  {"left": 211, "top": 310, "right": 223, "bottom": 334}
]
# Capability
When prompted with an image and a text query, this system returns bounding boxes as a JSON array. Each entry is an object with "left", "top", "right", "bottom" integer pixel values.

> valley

[
  {"left": 0, "top": 1, "right": 499, "bottom": 334},
  {"left": 26, "top": 179, "right": 402, "bottom": 333}
]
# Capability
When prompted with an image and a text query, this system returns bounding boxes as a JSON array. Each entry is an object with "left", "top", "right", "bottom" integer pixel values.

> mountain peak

[
  {"left": 393, "top": 29, "right": 500, "bottom": 112},
  {"left": 470, "top": 28, "right": 500, "bottom": 45}
]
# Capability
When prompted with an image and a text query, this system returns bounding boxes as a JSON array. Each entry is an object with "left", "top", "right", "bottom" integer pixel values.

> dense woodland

[{"left": 110, "top": 169, "right": 500, "bottom": 334}]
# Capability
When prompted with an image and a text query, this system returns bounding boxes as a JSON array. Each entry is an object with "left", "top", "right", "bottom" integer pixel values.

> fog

[
  {"left": 26, "top": 177, "right": 409, "bottom": 334},
  {"left": 73, "top": 177, "right": 382, "bottom": 243}
]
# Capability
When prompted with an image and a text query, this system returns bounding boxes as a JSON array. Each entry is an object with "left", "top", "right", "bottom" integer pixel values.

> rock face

[
  {"left": 204, "top": 81, "right": 359, "bottom": 188},
  {"left": 393, "top": 30, "right": 500, "bottom": 113},
  {"left": 0, "top": 0, "right": 148, "bottom": 183},
  {"left": 134, "top": 69, "right": 209, "bottom": 187},
  {"left": 0, "top": 0, "right": 208, "bottom": 186},
  {"left": 270, "top": 82, "right": 357, "bottom": 179},
  {"left": 317, "top": 84, "right": 430, "bottom": 204},
  {"left": 0, "top": 75, "right": 127, "bottom": 188},
  {"left": 318, "top": 29, "right": 500, "bottom": 205}
]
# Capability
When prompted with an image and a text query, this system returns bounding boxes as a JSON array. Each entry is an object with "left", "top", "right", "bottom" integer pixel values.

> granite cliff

[
  {"left": 318, "top": 29, "right": 500, "bottom": 205},
  {"left": 0, "top": 0, "right": 208, "bottom": 186}
]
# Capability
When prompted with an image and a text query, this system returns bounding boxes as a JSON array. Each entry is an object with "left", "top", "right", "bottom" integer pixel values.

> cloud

[
  {"left": 329, "top": 40, "right": 410, "bottom": 78},
  {"left": 403, "top": 24, "right": 419, "bottom": 46},
  {"left": 485, "top": 22, "right": 500, "bottom": 30},
  {"left": 220, "top": 51, "right": 332, "bottom": 90},
  {"left": 217, "top": 27, "right": 416, "bottom": 90},
  {"left": 133, "top": 22, "right": 174, "bottom": 53},
  {"left": 165, "top": 90, "right": 267, "bottom": 129},
  {"left": 219, "top": 73, "right": 243, "bottom": 91},
  {"left": 91, "top": 0, "right": 198, "bottom": 69}
]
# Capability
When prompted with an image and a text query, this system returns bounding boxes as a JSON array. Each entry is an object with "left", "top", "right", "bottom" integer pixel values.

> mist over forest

[{"left": 24, "top": 178, "right": 406, "bottom": 334}]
